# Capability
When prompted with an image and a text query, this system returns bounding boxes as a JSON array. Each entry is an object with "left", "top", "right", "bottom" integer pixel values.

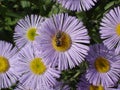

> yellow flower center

[
  {"left": 94, "top": 57, "right": 110, "bottom": 73},
  {"left": 116, "top": 23, "right": 120, "bottom": 36},
  {"left": 0, "top": 56, "right": 10, "bottom": 73},
  {"left": 29, "top": 58, "right": 46, "bottom": 75},
  {"left": 26, "top": 27, "right": 38, "bottom": 41},
  {"left": 52, "top": 31, "right": 71, "bottom": 52},
  {"left": 89, "top": 85, "right": 104, "bottom": 90}
]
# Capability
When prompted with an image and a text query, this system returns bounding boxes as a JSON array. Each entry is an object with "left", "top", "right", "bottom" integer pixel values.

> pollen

[
  {"left": 26, "top": 27, "right": 38, "bottom": 41},
  {"left": 90, "top": 85, "right": 104, "bottom": 90},
  {"left": 94, "top": 57, "right": 110, "bottom": 73},
  {"left": 30, "top": 58, "right": 46, "bottom": 75},
  {"left": 116, "top": 23, "right": 120, "bottom": 36},
  {"left": 52, "top": 31, "right": 71, "bottom": 52},
  {"left": 0, "top": 56, "right": 10, "bottom": 73}
]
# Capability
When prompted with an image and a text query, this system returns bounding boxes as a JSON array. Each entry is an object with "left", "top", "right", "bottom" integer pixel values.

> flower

[
  {"left": 76, "top": 74, "right": 119, "bottom": 90},
  {"left": 77, "top": 75, "right": 104, "bottom": 90},
  {"left": 57, "top": 0, "right": 97, "bottom": 11},
  {"left": 51, "top": 81, "right": 70, "bottom": 90},
  {"left": 16, "top": 45, "right": 60, "bottom": 90},
  {"left": 35, "top": 13, "right": 89, "bottom": 70},
  {"left": 15, "top": 84, "right": 50, "bottom": 90},
  {"left": 14, "top": 14, "right": 44, "bottom": 49},
  {"left": 0, "top": 41, "right": 18, "bottom": 89},
  {"left": 38, "top": 81, "right": 70, "bottom": 90},
  {"left": 100, "top": 6, "right": 120, "bottom": 54},
  {"left": 86, "top": 44, "right": 120, "bottom": 87},
  {"left": 15, "top": 81, "right": 70, "bottom": 90}
]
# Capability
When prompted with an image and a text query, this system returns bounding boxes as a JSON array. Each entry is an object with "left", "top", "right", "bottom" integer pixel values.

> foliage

[{"left": 0, "top": 0, "right": 120, "bottom": 89}]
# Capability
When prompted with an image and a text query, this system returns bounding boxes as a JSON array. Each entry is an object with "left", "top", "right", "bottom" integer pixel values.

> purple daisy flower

[
  {"left": 86, "top": 44, "right": 120, "bottom": 87},
  {"left": 57, "top": 0, "right": 97, "bottom": 11},
  {"left": 15, "top": 84, "right": 50, "bottom": 90},
  {"left": 35, "top": 13, "right": 90, "bottom": 70},
  {"left": 36, "top": 81, "right": 70, "bottom": 90},
  {"left": 51, "top": 81, "right": 70, "bottom": 90},
  {"left": 14, "top": 15, "right": 44, "bottom": 49},
  {"left": 76, "top": 74, "right": 119, "bottom": 90},
  {"left": 15, "top": 81, "right": 70, "bottom": 90},
  {"left": 77, "top": 76, "right": 91, "bottom": 90},
  {"left": 0, "top": 41, "right": 18, "bottom": 89},
  {"left": 100, "top": 6, "right": 120, "bottom": 54},
  {"left": 16, "top": 45, "right": 60, "bottom": 90},
  {"left": 77, "top": 75, "right": 104, "bottom": 90}
]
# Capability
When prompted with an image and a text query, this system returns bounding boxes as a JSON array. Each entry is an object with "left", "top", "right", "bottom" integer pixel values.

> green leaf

[
  {"left": 104, "top": 1, "right": 115, "bottom": 11},
  {"left": 20, "top": 0, "right": 30, "bottom": 8}
]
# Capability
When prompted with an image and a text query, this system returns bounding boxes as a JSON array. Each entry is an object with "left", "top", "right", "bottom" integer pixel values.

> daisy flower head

[
  {"left": 0, "top": 41, "right": 18, "bottom": 89},
  {"left": 14, "top": 14, "right": 44, "bottom": 49},
  {"left": 51, "top": 81, "right": 70, "bottom": 90},
  {"left": 15, "top": 84, "right": 51, "bottom": 90},
  {"left": 100, "top": 6, "right": 120, "bottom": 54},
  {"left": 16, "top": 45, "right": 60, "bottom": 90},
  {"left": 86, "top": 43, "right": 120, "bottom": 87},
  {"left": 77, "top": 75, "right": 104, "bottom": 90},
  {"left": 35, "top": 13, "right": 90, "bottom": 70},
  {"left": 57, "top": 0, "right": 98, "bottom": 11},
  {"left": 40, "top": 81, "right": 70, "bottom": 90}
]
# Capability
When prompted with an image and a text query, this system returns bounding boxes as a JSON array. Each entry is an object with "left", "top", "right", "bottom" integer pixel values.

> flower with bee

[{"left": 35, "top": 13, "right": 90, "bottom": 70}]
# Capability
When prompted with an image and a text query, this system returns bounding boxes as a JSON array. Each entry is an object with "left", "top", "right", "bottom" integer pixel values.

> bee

[{"left": 55, "top": 31, "right": 63, "bottom": 47}]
